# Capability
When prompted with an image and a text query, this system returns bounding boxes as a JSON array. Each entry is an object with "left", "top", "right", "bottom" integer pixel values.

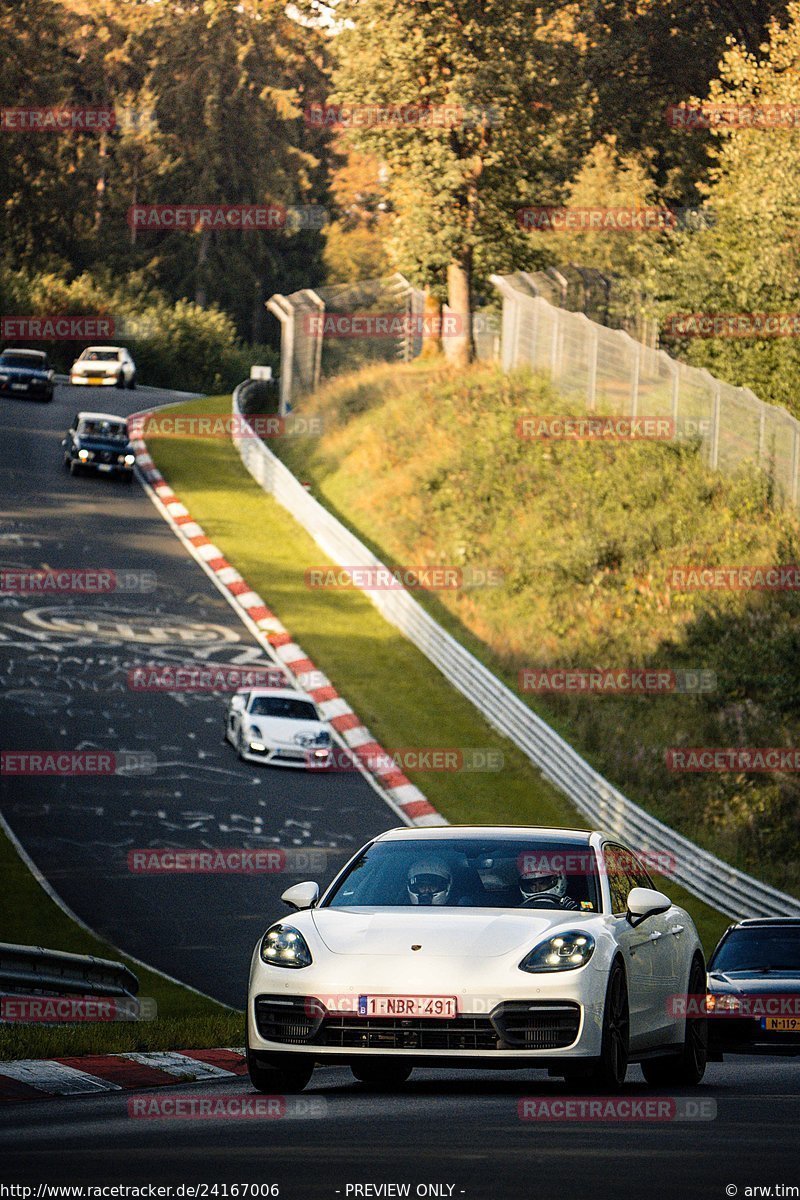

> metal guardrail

[
  {"left": 231, "top": 383, "right": 800, "bottom": 921},
  {"left": 0, "top": 942, "right": 139, "bottom": 999}
]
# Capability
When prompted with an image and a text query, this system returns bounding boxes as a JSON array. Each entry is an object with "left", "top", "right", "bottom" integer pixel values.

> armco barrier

[
  {"left": 231, "top": 384, "right": 800, "bottom": 921},
  {"left": 0, "top": 943, "right": 139, "bottom": 1000}
]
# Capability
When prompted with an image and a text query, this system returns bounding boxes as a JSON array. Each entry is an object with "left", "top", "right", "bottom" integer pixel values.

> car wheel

[
  {"left": 237, "top": 730, "right": 248, "bottom": 761},
  {"left": 63, "top": 454, "right": 71, "bottom": 471},
  {"left": 351, "top": 1060, "right": 413, "bottom": 1087},
  {"left": 116, "top": 372, "right": 125, "bottom": 389},
  {"left": 128, "top": 374, "right": 137, "bottom": 390},
  {"left": 641, "top": 955, "right": 707, "bottom": 1087},
  {"left": 69, "top": 460, "right": 81, "bottom": 477},
  {"left": 247, "top": 1050, "right": 313, "bottom": 1094},
  {"left": 584, "top": 959, "right": 629, "bottom": 1092}
]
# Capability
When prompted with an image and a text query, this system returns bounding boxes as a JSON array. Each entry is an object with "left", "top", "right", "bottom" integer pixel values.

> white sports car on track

[
  {"left": 225, "top": 686, "right": 332, "bottom": 768},
  {"left": 246, "top": 826, "right": 708, "bottom": 1093}
]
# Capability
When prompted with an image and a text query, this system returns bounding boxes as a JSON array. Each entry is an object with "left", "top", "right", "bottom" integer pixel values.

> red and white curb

[
  {"left": 0, "top": 1047, "right": 247, "bottom": 1103},
  {"left": 128, "top": 412, "right": 445, "bottom": 828}
]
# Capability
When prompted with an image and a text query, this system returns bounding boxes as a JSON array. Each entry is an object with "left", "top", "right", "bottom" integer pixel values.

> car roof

[
  {"left": 241, "top": 687, "right": 315, "bottom": 702},
  {"left": 76, "top": 412, "right": 128, "bottom": 423},
  {"left": 727, "top": 918, "right": 800, "bottom": 929},
  {"left": 1, "top": 347, "right": 46, "bottom": 357},
  {"left": 82, "top": 346, "right": 124, "bottom": 353},
  {"left": 374, "top": 825, "right": 595, "bottom": 843}
]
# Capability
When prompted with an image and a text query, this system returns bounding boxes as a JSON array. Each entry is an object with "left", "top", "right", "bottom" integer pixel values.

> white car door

[{"left": 603, "top": 844, "right": 671, "bottom": 1050}]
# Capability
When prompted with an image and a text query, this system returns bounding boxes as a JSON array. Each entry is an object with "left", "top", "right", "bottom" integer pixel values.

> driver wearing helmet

[
  {"left": 519, "top": 864, "right": 579, "bottom": 909},
  {"left": 407, "top": 858, "right": 453, "bottom": 906}
]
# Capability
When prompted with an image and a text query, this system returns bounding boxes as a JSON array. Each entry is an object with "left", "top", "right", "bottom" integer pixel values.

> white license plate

[
  {"left": 11, "top": 382, "right": 27, "bottom": 391},
  {"left": 357, "top": 995, "right": 458, "bottom": 1018},
  {"left": 97, "top": 464, "right": 112, "bottom": 472}
]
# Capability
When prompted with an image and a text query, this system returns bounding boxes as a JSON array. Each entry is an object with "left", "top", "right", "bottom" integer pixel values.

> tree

[{"left": 330, "top": 0, "right": 592, "bottom": 364}]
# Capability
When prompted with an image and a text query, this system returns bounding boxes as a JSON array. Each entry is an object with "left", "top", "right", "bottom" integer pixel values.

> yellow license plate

[{"left": 763, "top": 1017, "right": 800, "bottom": 1032}]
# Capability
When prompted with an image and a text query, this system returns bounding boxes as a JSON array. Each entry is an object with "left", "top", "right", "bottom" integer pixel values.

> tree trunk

[
  {"left": 419, "top": 288, "right": 443, "bottom": 359},
  {"left": 195, "top": 228, "right": 211, "bottom": 307},
  {"left": 445, "top": 256, "right": 474, "bottom": 367},
  {"left": 94, "top": 130, "right": 107, "bottom": 234}
]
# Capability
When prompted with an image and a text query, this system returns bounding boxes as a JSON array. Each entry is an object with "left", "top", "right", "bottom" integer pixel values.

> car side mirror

[
  {"left": 281, "top": 881, "right": 319, "bottom": 910},
  {"left": 230, "top": 695, "right": 247, "bottom": 712},
  {"left": 627, "top": 886, "right": 671, "bottom": 926}
]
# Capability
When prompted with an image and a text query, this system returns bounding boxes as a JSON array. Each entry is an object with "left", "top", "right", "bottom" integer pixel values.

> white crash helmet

[
  {"left": 407, "top": 858, "right": 453, "bottom": 906},
  {"left": 519, "top": 865, "right": 568, "bottom": 903}
]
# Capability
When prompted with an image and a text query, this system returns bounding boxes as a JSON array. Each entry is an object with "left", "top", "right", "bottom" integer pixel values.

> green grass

[
  {"left": 143, "top": 394, "right": 730, "bottom": 953},
  {"left": 0, "top": 823, "right": 242, "bottom": 1061}
]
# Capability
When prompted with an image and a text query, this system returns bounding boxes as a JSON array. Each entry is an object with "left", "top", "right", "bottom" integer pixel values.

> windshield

[
  {"left": 324, "top": 837, "right": 603, "bottom": 911},
  {"left": 0, "top": 353, "right": 46, "bottom": 369},
  {"left": 81, "top": 350, "right": 120, "bottom": 361},
  {"left": 249, "top": 696, "right": 319, "bottom": 721},
  {"left": 76, "top": 419, "right": 128, "bottom": 440},
  {"left": 710, "top": 927, "right": 800, "bottom": 973}
]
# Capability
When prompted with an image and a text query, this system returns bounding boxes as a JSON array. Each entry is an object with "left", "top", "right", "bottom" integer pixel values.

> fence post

[
  {"left": 709, "top": 385, "right": 721, "bottom": 469},
  {"left": 630, "top": 342, "right": 640, "bottom": 417},
  {"left": 671, "top": 361, "right": 680, "bottom": 437},
  {"left": 550, "top": 306, "right": 561, "bottom": 378},
  {"left": 587, "top": 326, "right": 598, "bottom": 412}
]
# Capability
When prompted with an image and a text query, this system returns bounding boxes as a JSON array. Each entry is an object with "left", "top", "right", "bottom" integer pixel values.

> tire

[
  {"left": 122, "top": 472, "right": 133, "bottom": 485},
  {"left": 116, "top": 373, "right": 125, "bottom": 389},
  {"left": 247, "top": 1050, "right": 313, "bottom": 1094},
  {"left": 584, "top": 959, "right": 629, "bottom": 1091},
  {"left": 237, "top": 730, "right": 248, "bottom": 762},
  {"left": 128, "top": 374, "right": 137, "bottom": 390},
  {"left": 351, "top": 1060, "right": 413, "bottom": 1087},
  {"left": 69, "top": 460, "right": 81, "bottom": 477},
  {"left": 641, "top": 955, "right": 707, "bottom": 1087},
  {"left": 63, "top": 454, "right": 71, "bottom": 471}
]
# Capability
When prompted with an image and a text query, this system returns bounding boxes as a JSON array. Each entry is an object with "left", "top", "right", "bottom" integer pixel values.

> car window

[
  {"left": 602, "top": 843, "right": 653, "bottom": 914},
  {"left": 82, "top": 350, "right": 120, "bottom": 361},
  {"left": 248, "top": 696, "right": 319, "bottom": 721},
  {"left": 0, "top": 353, "right": 45, "bottom": 369},
  {"left": 76, "top": 419, "right": 128, "bottom": 440},
  {"left": 324, "top": 837, "right": 603, "bottom": 911},
  {"left": 710, "top": 926, "right": 800, "bottom": 972}
]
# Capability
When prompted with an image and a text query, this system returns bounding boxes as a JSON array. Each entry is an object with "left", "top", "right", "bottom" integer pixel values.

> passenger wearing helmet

[
  {"left": 519, "top": 865, "right": 579, "bottom": 909},
  {"left": 407, "top": 858, "right": 453, "bottom": 906}
]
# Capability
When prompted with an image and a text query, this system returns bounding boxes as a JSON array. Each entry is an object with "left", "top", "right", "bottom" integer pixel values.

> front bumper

[
  {"left": 240, "top": 743, "right": 331, "bottom": 770},
  {"left": 0, "top": 379, "right": 53, "bottom": 399},
  {"left": 709, "top": 1016, "right": 800, "bottom": 1056},
  {"left": 70, "top": 374, "right": 118, "bottom": 386},
  {"left": 247, "top": 958, "right": 605, "bottom": 1062},
  {"left": 69, "top": 456, "right": 133, "bottom": 476}
]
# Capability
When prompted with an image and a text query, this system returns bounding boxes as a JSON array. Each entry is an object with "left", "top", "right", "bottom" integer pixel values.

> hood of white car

[
  {"left": 310, "top": 908, "right": 596, "bottom": 958},
  {"left": 247, "top": 715, "right": 327, "bottom": 747}
]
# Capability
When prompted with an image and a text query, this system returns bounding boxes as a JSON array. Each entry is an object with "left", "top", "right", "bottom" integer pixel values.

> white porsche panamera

[
  {"left": 225, "top": 687, "right": 332, "bottom": 768},
  {"left": 246, "top": 826, "right": 708, "bottom": 1093}
]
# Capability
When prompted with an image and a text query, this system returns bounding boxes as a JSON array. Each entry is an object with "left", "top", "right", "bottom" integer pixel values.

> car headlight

[
  {"left": 260, "top": 924, "right": 312, "bottom": 969},
  {"left": 120, "top": 453, "right": 136, "bottom": 466},
  {"left": 520, "top": 931, "right": 596, "bottom": 973},
  {"left": 78, "top": 449, "right": 93, "bottom": 461},
  {"left": 706, "top": 993, "right": 741, "bottom": 1014},
  {"left": 248, "top": 726, "right": 267, "bottom": 752}
]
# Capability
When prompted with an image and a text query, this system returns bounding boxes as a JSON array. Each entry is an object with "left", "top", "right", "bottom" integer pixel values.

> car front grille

[
  {"left": 320, "top": 1015, "right": 499, "bottom": 1051},
  {"left": 491, "top": 1002, "right": 581, "bottom": 1049},
  {"left": 254, "top": 995, "right": 325, "bottom": 1044},
  {"left": 255, "top": 995, "right": 581, "bottom": 1051}
]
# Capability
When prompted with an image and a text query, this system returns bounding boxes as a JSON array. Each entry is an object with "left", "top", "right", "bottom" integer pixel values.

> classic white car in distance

[
  {"left": 246, "top": 825, "right": 708, "bottom": 1094},
  {"left": 69, "top": 346, "right": 137, "bottom": 388},
  {"left": 225, "top": 687, "right": 333, "bottom": 768}
]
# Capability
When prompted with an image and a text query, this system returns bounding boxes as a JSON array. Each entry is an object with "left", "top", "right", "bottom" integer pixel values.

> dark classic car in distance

[
  {"left": 62, "top": 411, "right": 136, "bottom": 481},
  {"left": 0, "top": 348, "right": 55, "bottom": 402},
  {"left": 706, "top": 918, "right": 800, "bottom": 1057}
]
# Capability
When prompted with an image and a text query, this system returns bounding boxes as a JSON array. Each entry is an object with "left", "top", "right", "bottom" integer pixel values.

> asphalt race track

[
  {"left": 0, "top": 382, "right": 396, "bottom": 1006},
  {"left": 0, "top": 1058, "right": 798, "bottom": 1198},
  {"left": 1, "top": 385, "right": 798, "bottom": 1200}
]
